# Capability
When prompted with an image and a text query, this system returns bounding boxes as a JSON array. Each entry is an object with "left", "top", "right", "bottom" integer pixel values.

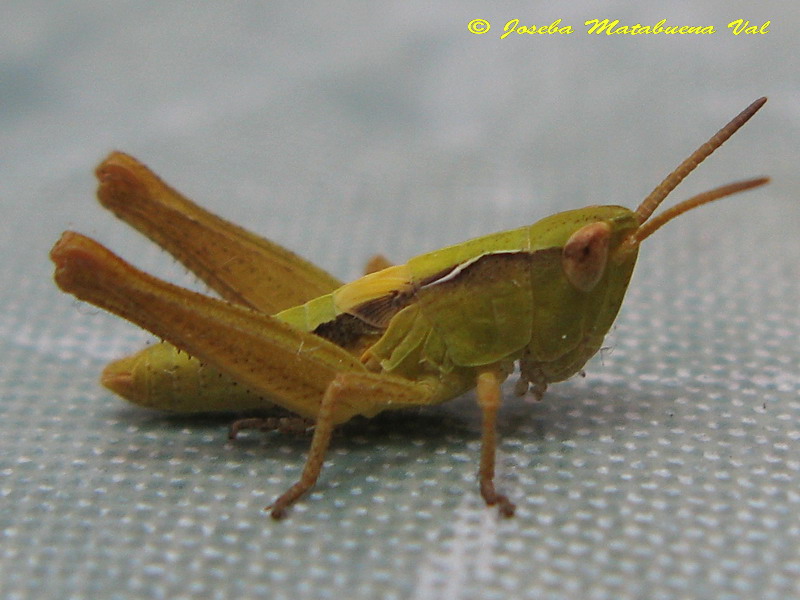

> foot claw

[
  {"left": 496, "top": 496, "right": 516, "bottom": 518},
  {"left": 480, "top": 481, "right": 516, "bottom": 517},
  {"left": 267, "top": 504, "right": 288, "bottom": 520}
]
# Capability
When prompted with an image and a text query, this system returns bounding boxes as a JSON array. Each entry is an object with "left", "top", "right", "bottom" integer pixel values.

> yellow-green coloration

[
  {"left": 102, "top": 342, "right": 277, "bottom": 414},
  {"left": 51, "top": 98, "right": 769, "bottom": 519}
]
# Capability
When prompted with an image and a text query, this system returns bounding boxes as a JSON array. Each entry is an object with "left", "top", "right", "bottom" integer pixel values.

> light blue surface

[{"left": 2, "top": 2, "right": 799, "bottom": 599}]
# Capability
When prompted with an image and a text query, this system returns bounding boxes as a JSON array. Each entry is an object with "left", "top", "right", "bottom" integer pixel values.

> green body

[{"left": 110, "top": 205, "right": 640, "bottom": 416}]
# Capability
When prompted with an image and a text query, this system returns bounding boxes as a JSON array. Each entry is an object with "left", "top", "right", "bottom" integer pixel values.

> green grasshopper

[{"left": 51, "top": 98, "right": 768, "bottom": 518}]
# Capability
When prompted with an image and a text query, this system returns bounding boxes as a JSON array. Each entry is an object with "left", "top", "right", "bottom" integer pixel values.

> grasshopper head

[{"left": 535, "top": 98, "right": 769, "bottom": 383}]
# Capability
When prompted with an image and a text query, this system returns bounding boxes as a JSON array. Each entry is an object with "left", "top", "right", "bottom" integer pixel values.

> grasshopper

[{"left": 51, "top": 98, "right": 768, "bottom": 518}]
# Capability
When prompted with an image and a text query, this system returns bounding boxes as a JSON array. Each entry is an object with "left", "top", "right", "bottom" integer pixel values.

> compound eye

[{"left": 562, "top": 222, "right": 611, "bottom": 292}]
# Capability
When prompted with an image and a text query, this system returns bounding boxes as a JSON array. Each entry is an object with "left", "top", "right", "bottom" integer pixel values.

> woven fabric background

[{"left": 2, "top": 2, "right": 798, "bottom": 599}]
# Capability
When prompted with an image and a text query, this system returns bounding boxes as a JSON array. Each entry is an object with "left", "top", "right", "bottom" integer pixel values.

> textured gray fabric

[{"left": 2, "top": 2, "right": 799, "bottom": 599}]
